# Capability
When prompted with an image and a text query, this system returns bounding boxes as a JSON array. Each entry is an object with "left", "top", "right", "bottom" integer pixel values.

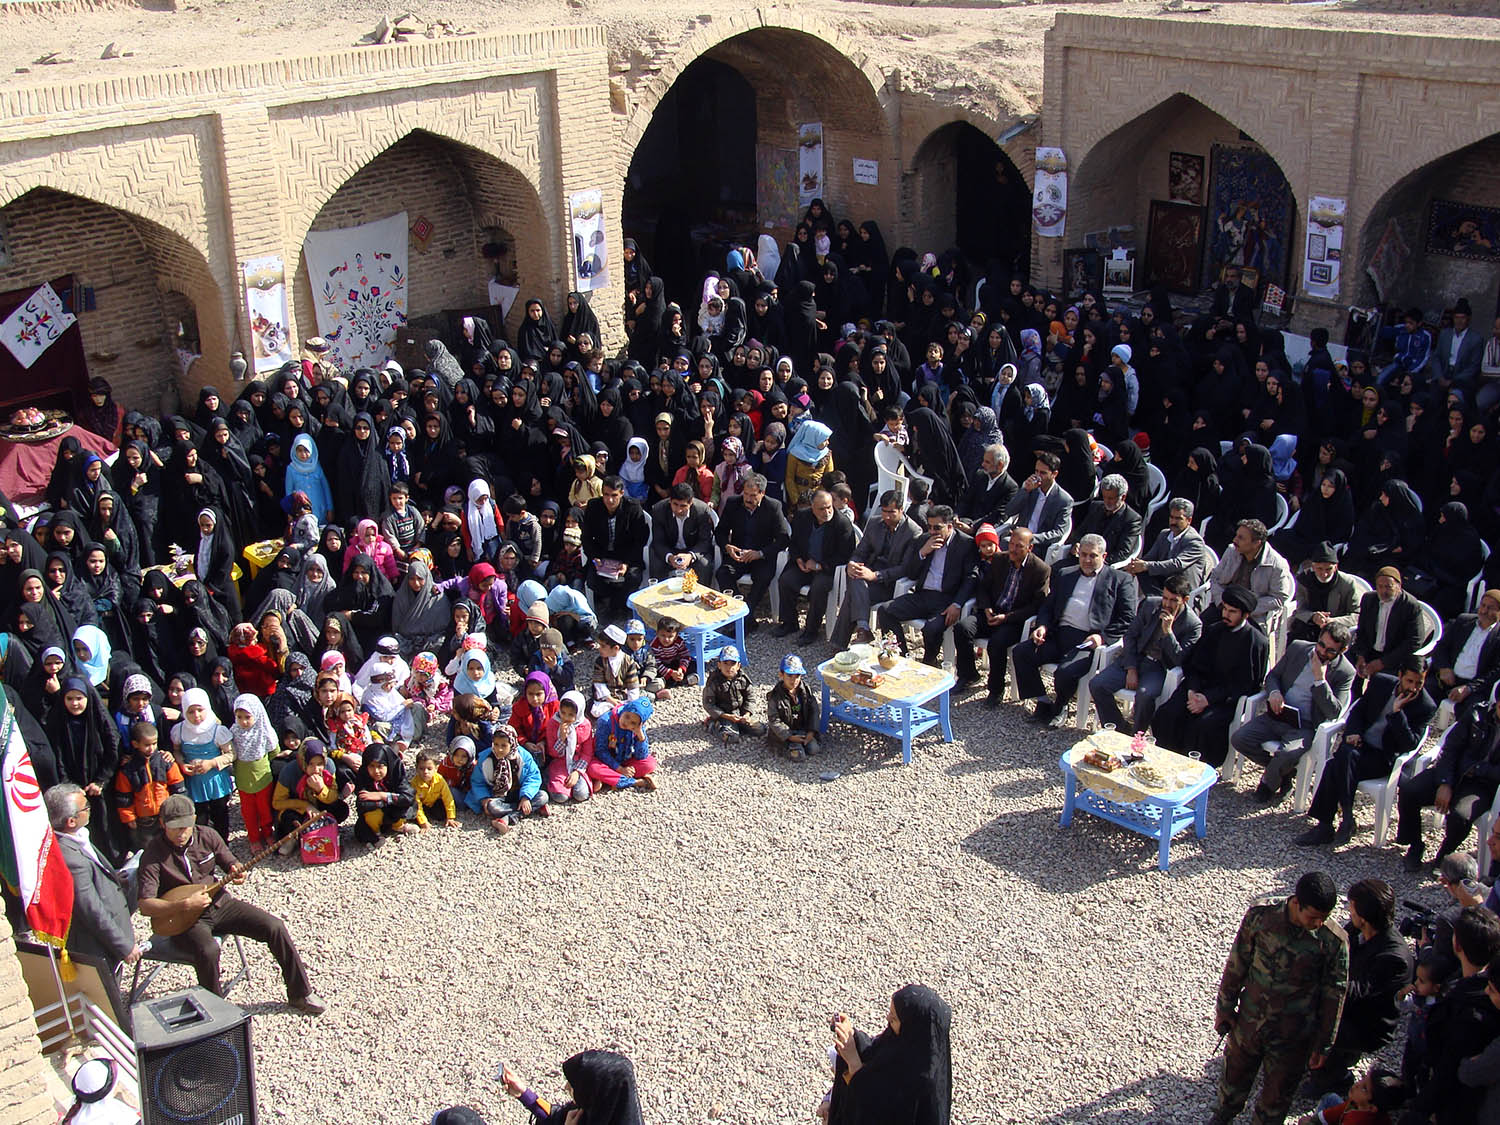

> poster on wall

[
  {"left": 1168, "top": 152, "right": 1204, "bottom": 204},
  {"left": 568, "top": 189, "right": 610, "bottom": 292},
  {"left": 1202, "top": 144, "right": 1295, "bottom": 290},
  {"left": 1366, "top": 218, "right": 1411, "bottom": 302},
  {"left": 1032, "top": 147, "right": 1068, "bottom": 239},
  {"left": 1425, "top": 199, "right": 1500, "bottom": 262},
  {"left": 798, "top": 122, "right": 824, "bottom": 204},
  {"left": 0, "top": 281, "right": 77, "bottom": 370},
  {"left": 852, "top": 158, "right": 879, "bottom": 186},
  {"left": 241, "top": 255, "right": 291, "bottom": 374},
  {"left": 303, "top": 211, "right": 409, "bottom": 372},
  {"left": 756, "top": 145, "right": 798, "bottom": 230},
  {"left": 1302, "top": 195, "right": 1346, "bottom": 300}
]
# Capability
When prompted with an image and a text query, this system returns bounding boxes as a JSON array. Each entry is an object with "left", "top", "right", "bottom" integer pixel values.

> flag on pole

[{"left": 0, "top": 689, "right": 73, "bottom": 952}]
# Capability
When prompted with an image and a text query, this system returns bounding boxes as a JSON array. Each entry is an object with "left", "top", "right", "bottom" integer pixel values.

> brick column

[{"left": 0, "top": 915, "right": 56, "bottom": 1125}]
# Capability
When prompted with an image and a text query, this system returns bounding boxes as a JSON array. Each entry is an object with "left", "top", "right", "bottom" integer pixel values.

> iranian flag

[{"left": 0, "top": 690, "right": 72, "bottom": 948}]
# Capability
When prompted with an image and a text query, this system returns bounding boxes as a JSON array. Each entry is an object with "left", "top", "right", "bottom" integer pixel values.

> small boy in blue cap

[
  {"left": 767, "top": 654, "right": 821, "bottom": 759},
  {"left": 701, "top": 644, "right": 765, "bottom": 743}
]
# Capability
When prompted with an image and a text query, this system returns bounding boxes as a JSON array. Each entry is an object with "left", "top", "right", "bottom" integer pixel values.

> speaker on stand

[{"left": 133, "top": 988, "right": 258, "bottom": 1125}]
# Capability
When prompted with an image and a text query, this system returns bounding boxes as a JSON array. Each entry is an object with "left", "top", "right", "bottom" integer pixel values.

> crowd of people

[{"left": 9, "top": 194, "right": 1500, "bottom": 1123}]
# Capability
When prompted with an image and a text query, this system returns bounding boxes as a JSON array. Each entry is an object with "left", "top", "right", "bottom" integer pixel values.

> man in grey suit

[
  {"left": 1002, "top": 451, "right": 1074, "bottom": 551},
  {"left": 1432, "top": 297, "right": 1486, "bottom": 393},
  {"left": 1229, "top": 622, "right": 1356, "bottom": 803},
  {"left": 648, "top": 484, "right": 716, "bottom": 582},
  {"left": 832, "top": 489, "right": 923, "bottom": 647},
  {"left": 46, "top": 782, "right": 142, "bottom": 971},
  {"left": 1088, "top": 574, "right": 1201, "bottom": 734},
  {"left": 1123, "top": 497, "right": 1208, "bottom": 597}
]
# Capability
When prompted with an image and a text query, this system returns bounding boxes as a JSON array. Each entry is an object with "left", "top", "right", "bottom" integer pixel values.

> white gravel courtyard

[{"left": 131, "top": 641, "right": 1449, "bottom": 1125}]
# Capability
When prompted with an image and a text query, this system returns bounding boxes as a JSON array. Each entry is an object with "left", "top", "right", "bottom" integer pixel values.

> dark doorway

[
  {"left": 954, "top": 123, "right": 1031, "bottom": 277},
  {"left": 623, "top": 56, "right": 757, "bottom": 306}
]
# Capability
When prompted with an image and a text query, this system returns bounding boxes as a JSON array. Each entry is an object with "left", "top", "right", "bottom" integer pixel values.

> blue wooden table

[
  {"left": 1058, "top": 736, "right": 1216, "bottom": 871},
  {"left": 817, "top": 655, "right": 955, "bottom": 764},
  {"left": 628, "top": 580, "right": 748, "bottom": 684}
]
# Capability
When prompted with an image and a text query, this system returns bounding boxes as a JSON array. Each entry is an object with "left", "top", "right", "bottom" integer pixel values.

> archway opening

[
  {"left": 0, "top": 186, "right": 226, "bottom": 411},
  {"left": 1071, "top": 94, "right": 1297, "bottom": 297},
  {"left": 907, "top": 121, "right": 1031, "bottom": 279},
  {"left": 622, "top": 27, "right": 888, "bottom": 307},
  {"left": 294, "top": 129, "right": 548, "bottom": 373},
  {"left": 1356, "top": 131, "right": 1500, "bottom": 317}
]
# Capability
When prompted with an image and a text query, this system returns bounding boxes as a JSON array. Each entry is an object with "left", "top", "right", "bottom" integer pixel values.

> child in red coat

[{"left": 228, "top": 622, "right": 280, "bottom": 696}]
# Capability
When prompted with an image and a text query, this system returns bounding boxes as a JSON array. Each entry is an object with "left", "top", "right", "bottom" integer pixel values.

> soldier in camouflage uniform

[{"left": 1210, "top": 870, "right": 1349, "bottom": 1125}]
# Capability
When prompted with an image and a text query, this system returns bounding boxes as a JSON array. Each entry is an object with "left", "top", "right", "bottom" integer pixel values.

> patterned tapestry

[
  {"left": 1202, "top": 145, "right": 1294, "bottom": 291},
  {"left": 303, "top": 211, "right": 409, "bottom": 371}
]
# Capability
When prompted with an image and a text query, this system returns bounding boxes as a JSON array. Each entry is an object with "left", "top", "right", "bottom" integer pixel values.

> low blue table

[
  {"left": 1058, "top": 734, "right": 1216, "bottom": 871},
  {"left": 817, "top": 655, "right": 955, "bottom": 764},
  {"left": 628, "top": 579, "right": 749, "bottom": 684}
]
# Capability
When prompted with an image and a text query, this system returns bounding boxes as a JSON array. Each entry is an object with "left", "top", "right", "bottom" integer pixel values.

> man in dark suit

[
  {"left": 1208, "top": 264, "right": 1258, "bottom": 321},
  {"left": 1431, "top": 297, "right": 1486, "bottom": 392},
  {"left": 776, "top": 489, "right": 857, "bottom": 642},
  {"left": 714, "top": 473, "right": 790, "bottom": 631},
  {"left": 832, "top": 489, "right": 924, "bottom": 648},
  {"left": 1298, "top": 658, "right": 1436, "bottom": 848},
  {"left": 1124, "top": 497, "right": 1208, "bottom": 597},
  {"left": 957, "top": 443, "right": 1019, "bottom": 533},
  {"left": 1066, "top": 473, "right": 1144, "bottom": 565},
  {"left": 875, "top": 504, "right": 979, "bottom": 666},
  {"left": 1013, "top": 532, "right": 1137, "bottom": 725},
  {"left": 1152, "top": 584, "right": 1269, "bottom": 765},
  {"left": 1230, "top": 623, "right": 1356, "bottom": 803},
  {"left": 582, "top": 475, "right": 650, "bottom": 621},
  {"left": 45, "top": 783, "right": 141, "bottom": 972},
  {"left": 1352, "top": 567, "right": 1425, "bottom": 685},
  {"left": 648, "top": 483, "right": 716, "bottom": 582},
  {"left": 958, "top": 524, "right": 1050, "bottom": 702},
  {"left": 1429, "top": 589, "right": 1500, "bottom": 728},
  {"left": 1002, "top": 451, "right": 1074, "bottom": 552},
  {"left": 1087, "top": 574, "right": 1201, "bottom": 734}
]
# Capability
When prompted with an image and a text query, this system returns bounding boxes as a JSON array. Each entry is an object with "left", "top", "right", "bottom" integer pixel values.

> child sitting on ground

[
  {"left": 510, "top": 671, "right": 559, "bottom": 762},
  {"left": 271, "top": 741, "right": 349, "bottom": 851},
  {"left": 327, "top": 691, "right": 372, "bottom": 768},
  {"left": 591, "top": 624, "right": 640, "bottom": 718},
  {"left": 546, "top": 525, "right": 588, "bottom": 591},
  {"left": 474, "top": 724, "right": 549, "bottom": 833},
  {"left": 702, "top": 645, "right": 766, "bottom": 744},
  {"left": 624, "top": 619, "right": 667, "bottom": 701},
  {"left": 766, "top": 654, "right": 821, "bottom": 759},
  {"left": 543, "top": 690, "right": 594, "bottom": 804},
  {"left": 510, "top": 588, "right": 551, "bottom": 676},
  {"left": 545, "top": 584, "right": 597, "bottom": 649},
  {"left": 361, "top": 662, "right": 420, "bottom": 750},
  {"left": 591, "top": 697, "right": 659, "bottom": 792},
  {"left": 404, "top": 652, "right": 452, "bottom": 720},
  {"left": 536, "top": 628, "right": 576, "bottom": 694},
  {"left": 649, "top": 616, "right": 695, "bottom": 690},
  {"left": 411, "top": 750, "right": 458, "bottom": 830},
  {"left": 112, "top": 722, "right": 186, "bottom": 853},
  {"left": 1297, "top": 1067, "right": 1406, "bottom": 1125},
  {"left": 352, "top": 743, "right": 418, "bottom": 844}
]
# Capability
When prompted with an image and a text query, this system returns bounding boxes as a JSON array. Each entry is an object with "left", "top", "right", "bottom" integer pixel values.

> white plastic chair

[
  {"left": 1269, "top": 493, "right": 1290, "bottom": 533},
  {"left": 1356, "top": 724, "right": 1439, "bottom": 846},
  {"left": 1224, "top": 692, "right": 1355, "bottom": 814},
  {"left": 1468, "top": 542, "right": 1491, "bottom": 612},
  {"left": 1001, "top": 614, "right": 1093, "bottom": 722},
  {"left": 1476, "top": 790, "right": 1500, "bottom": 879},
  {"left": 1144, "top": 462, "right": 1169, "bottom": 521},
  {"left": 1189, "top": 545, "right": 1221, "bottom": 614},
  {"left": 1347, "top": 572, "right": 1373, "bottom": 600},
  {"left": 1414, "top": 599, "right": 1442, "bottom": 659},
  {"left": 783, "top": 525, "right": 861, "bottom": 642},
  {"left": 751, "top": 548, "right": 790, "bottom": 620},
  {"left": 1075, "top": 638, "right": 1181, "bottom": 732}
]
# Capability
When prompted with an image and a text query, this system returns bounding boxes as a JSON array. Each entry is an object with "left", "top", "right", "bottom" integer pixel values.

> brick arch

[{"left": 620, "top": 15, "right": 891, "bottom": 176}]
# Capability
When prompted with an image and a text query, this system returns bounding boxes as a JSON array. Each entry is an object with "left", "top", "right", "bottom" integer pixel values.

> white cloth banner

[
  {"left": 242, "top": 255, "right": 292, "bottom": 374},
  {"left": 1303, "top": 195, "right": 1347, "bottom": 300},
  {"left": 1032, "top": 147, "right": 1068, "bottom": 240},
  {"left": 569, "top": 190, "right": 610, "bottom": 293},
  {"left": 0, "top": 282, "right": 76, "bottom": 369},
  {"left": 303, "top": 212, "right": 409, "bottom": 372},
  {"left": 798, "top": 122, "right": 824, "bottom": 204}
]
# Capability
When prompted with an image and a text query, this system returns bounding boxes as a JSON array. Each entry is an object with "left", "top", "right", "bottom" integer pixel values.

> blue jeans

[{"left": 1088, "top": 657, "right": 1167, "bottom": 733}]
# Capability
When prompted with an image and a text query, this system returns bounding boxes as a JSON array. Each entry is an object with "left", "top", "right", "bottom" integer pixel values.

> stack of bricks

[{"left": 0, "top": 914, "right": 56, "bottom": 1125}]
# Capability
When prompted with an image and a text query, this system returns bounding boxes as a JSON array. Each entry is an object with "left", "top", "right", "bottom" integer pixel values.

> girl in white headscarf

[
  {"left": 229, "top": 694, "right": 277, "bottom": 849},
  {"left": 464, "top": 479, "right": 502, "bottom": 561}
]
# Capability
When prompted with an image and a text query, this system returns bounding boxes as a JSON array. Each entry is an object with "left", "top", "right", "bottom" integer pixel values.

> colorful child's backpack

[{"left": 300, "top": 817, "right": 340, "bottom": 865}]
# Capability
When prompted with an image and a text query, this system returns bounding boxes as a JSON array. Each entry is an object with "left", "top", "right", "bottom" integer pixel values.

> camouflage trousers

[{"left": 1215, "top": 1021, "right": 1313, "bottom": 1125}]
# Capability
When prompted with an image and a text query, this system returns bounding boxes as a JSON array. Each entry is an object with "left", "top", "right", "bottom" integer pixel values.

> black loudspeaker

[{"left": 133, "top": 988, "right": 258, "bottom": 1125}]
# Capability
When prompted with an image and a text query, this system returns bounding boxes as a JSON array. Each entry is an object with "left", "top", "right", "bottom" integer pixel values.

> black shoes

[
  {"left": 1403, "top": 841, "right": 1427, "bottom": 872},
  {"left": 1295, "top": 822, "right": 1335, "bottom": 847},
  {"left": 984, "top": 692, "right": 1003, "bottom": 709},
  {"left": 1027, "top": 700, "right": 1058, "bottom": 725},
  {"left": 1252, "top": 777, "right": 1292, "bottom": 805}
]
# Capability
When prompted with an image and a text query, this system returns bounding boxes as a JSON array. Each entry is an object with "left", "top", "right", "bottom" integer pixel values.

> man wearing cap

[
  {"left": 958, "top": 524, "right": 1049, "bottom": 702},
  {"left": 1430, "top": 588, "right": 1500, "bottom": 729},
  {"left": 45, "top": 783, "right": 142, "bottom": 972},
  {"left": 715, "top": 474, "right": 791, "bottom": 631},
  {"left": 1351, "top": 568, "right": 1424, "bottom": 686},
  {"left": 776, "top": 489, "right": 857, "bottom": 642},
  {"left": 767, "top": 654, "right": 821, "bottom": 759},
  {"left": 1152, "top": 584, "right": 1269, "bottom": 765},
  {"left": 1432, "top": 297, "right": 1485, "bottom": 392},
  {"left": 649, "top": 482, "right": 716, "bottom": 583},
  {"left": 1125, "top": 497, "right": 1208, "bottom": 597},
  {"left": 833, "top": 488, "right": 924, "bottom": 648},
  {"left": 136, "top": 794, "right": 325, "bottom": 1014},
  {"left": 1289, "top": 544, "right": 1361, "bottom": 644},
  {"left": 582, "top": 475, "right": 650, "bottom": 621}
]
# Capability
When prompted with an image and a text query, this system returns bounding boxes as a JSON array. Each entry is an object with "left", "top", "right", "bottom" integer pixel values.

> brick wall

[
  {"left": 0, "top": 915, "right": 55, "bottom": 1125},
  {"left": 0, "top": 187, "right": 178, "bottom": 408},
  {"left": 905, "top": 126, "right": 960, "bottom": 257}
]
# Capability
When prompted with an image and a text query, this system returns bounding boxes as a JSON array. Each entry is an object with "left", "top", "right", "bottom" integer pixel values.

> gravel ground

[{"left": 127, "top": 630, "right": 1457, "bottom": 1125}]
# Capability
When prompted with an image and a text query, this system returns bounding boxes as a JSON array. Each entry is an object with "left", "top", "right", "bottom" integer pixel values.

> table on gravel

[
  {"left": 1059, "top": 730, "right": 1217, "bottom": 871},
  {"left": 817, "top": 654, "right": 955, "bottom": 765},
  {"left": 628, "top": 580, "right": 748, "bottom": 683},
  {"left": 241, "top": 538, "right": 284, "bottom": 580}
]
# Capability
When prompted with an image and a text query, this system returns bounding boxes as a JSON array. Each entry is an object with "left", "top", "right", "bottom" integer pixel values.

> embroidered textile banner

[
  {"left": 303, "top": 212, "right": 409, "bottom": 372},
  {"left": 241, "top": 255, "right": 292, "bottom": 374},
  {"left": 0, "top": 282, "right": 76, "bottom": 369},
  {"left": 1032, "top": 147, "right": 1068, "bottom": 239}
]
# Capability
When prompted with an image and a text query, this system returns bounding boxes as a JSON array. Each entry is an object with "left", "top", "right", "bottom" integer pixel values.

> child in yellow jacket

[{"left": 412, "top": 750, "right": 458, "bottom": 829}]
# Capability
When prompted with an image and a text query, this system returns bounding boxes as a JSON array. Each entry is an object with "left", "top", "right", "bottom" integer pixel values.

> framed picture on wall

[
  {"left": 1145, "top": 200, "right": 1205, "bottom": 294},
  {"left": 1102, "top": 256, "right": 1135, "bottom": 296},
  {"left": 1062, "top": 248, "right": 1104, "bottom": 298},
  {"left": 1426, "top": 199, "right": 1500, "bottom": 262},
  {"left": 1168, "top": 152, "right": 1204, "bottom": 204}
]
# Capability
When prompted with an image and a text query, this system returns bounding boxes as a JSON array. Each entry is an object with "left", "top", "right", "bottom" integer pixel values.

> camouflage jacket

[{"left": 1216, "top": 900, "right": 1349, "bottom": 1052}]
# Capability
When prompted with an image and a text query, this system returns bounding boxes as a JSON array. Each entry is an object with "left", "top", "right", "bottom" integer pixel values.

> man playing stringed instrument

[{"left": 136, "top": 794, "right": 326, "bottom": 1015}]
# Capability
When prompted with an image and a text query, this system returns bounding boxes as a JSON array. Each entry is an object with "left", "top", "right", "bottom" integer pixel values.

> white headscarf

[
  {"left": 466, "top": 479, "right": 500, "bottom": 550},
  {"left": 621, "top": 436, "right": 650, "bottom": 485},
  {"left": 756, "top": 234, "right": 780, "bottom": 283},
  {"left": 176, "top": 687, "right": 221, "bottom": 745},
  {"left": 551, "top": 689, "right": 588, "bottom": 774},
  {"left": 230, "top": 694, "right": 276, "bottom": 761}
]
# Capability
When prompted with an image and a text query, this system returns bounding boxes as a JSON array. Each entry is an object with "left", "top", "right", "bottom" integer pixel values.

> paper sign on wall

[
  {"left": 0, "top": 282, "right": 77, "bottom": 369},
  {"left": 569, "top": 189, "right": 610, "bottom": 293},
  {"left": 1032, "top": 147, "right": 1068, "bottom": 239},
  {"left": 1303, "top": 195, "right": 1346, "bottom": 300},
  {"left": 852, "top": 158, "right": 879, "bottom": 186},
  {"left": 241, "top": 256, "right": 292, "bottom": 374}
]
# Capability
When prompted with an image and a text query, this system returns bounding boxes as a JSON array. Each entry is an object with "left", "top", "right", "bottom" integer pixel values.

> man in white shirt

[{"left": 1431, "top": 589, "right": 1500, "bottom": 729}]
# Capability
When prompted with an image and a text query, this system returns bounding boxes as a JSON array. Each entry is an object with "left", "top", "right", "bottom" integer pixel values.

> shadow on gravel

[{"left": 1035, "top": 1059, "right": 1221, "bottom": 1125}]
